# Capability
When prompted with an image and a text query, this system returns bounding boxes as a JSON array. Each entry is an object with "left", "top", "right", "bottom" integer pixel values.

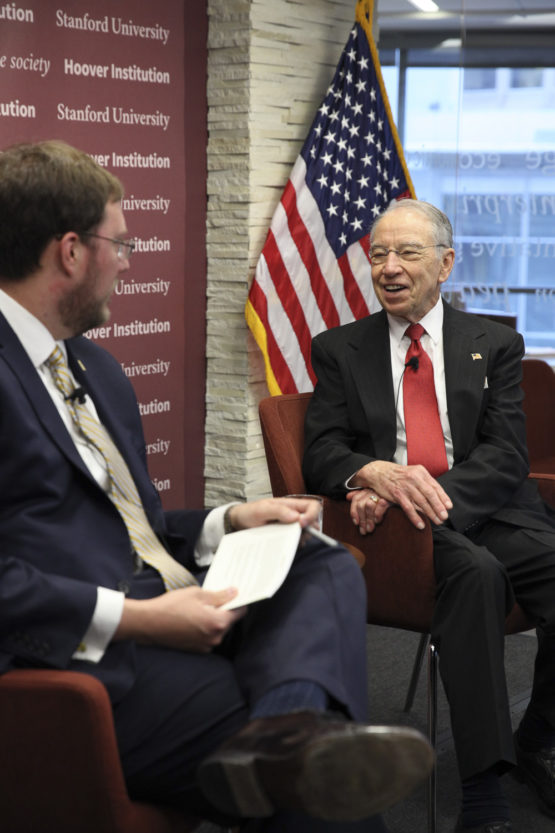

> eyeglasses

[
  {"left": 369, "top": 244, "right": 448, "bottom": 265},
  {"left": 81, "top": 232, "right": 135, "bottom": 259}
]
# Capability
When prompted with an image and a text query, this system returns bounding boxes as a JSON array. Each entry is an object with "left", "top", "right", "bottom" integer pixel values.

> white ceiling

[{"left": 376, "top": 0, "right": 555, "bottom": 31}]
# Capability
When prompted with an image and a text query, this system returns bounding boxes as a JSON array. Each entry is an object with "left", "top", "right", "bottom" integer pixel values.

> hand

[
  {"left": 116, "top": 586, "right": 247, "bottom": 653},
  {"left": 346, "top": 488, "right": 391, "bottom": 535},
  {"left": 228, "top": 496, "right": 321, "bottom": 531},
  {"left": 351, "top": 460, "right": 452, "bottom": 530}
]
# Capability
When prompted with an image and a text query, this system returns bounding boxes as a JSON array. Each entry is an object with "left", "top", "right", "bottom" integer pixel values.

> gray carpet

[{"left": 366, "top": 625, "right": 550, "bottom": 833}]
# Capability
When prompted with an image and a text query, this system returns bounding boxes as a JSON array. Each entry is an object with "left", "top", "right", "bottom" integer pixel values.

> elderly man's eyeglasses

[
  {"left": 81, "top": 232, "right": 135, "bottom": 259},
  {"left": 369, "top": 244, "right": 448, "bottom": 265}
]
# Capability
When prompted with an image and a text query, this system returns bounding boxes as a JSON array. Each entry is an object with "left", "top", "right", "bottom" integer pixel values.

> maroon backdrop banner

[{"left": 0, "top": 0, "right": 207, "bottom": 508}]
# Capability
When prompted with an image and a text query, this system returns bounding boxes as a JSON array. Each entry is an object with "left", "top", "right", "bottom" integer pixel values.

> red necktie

[{"left": 403, "top": 323, "right": 448, "bottom": 477}]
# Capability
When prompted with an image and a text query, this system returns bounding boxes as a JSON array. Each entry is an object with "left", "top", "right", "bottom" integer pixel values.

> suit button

[{"left": 117, "top": 580, "right": 131, "bottom": 595}]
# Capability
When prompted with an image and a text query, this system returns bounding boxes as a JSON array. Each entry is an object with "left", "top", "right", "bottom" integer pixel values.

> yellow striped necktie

[{"left": 46, "top": 346, "right": 198, "bottom": 591}]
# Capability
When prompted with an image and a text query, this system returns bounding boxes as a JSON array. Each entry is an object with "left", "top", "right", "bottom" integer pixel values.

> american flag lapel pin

[{"left": 471, "top": 353, "right": 482, "bottom": 361}]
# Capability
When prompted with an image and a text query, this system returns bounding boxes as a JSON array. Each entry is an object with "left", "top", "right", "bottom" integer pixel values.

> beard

[{"left": 58, "top": 263, "right": 113, "bottom": 336}]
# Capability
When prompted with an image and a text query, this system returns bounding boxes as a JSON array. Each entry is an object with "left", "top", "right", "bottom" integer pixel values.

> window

[{"left": 379, "top": 33, "right": 555, "bottom": 362}]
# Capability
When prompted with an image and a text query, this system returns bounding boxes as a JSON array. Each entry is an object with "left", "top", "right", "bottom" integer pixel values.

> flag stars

[
  {"left": 351, "top": 217, "right": 363, "bottom": 231},
  {"left": 330, "top": 181, "right": 342, "bottom": 195},
  {"left": 321, "top": 151, "right": 333, "bottom": 166},
  {"left": 326, "top": 204, "right": 339, "bottom": 217},
  {"left": 332, "top": 159, "right": 345, "bottom": 174},
  {"left": 354, "top": 196, "right": 367, "bottom": 210},
  {"left": 324, "top": 130, "right": 337, "bottom": 144},
  {"left": 358, "top": 173, "right": 370, "bottom": 188},
  {"left": 358, "top": 56, "right": 369, "bottom": 71}
]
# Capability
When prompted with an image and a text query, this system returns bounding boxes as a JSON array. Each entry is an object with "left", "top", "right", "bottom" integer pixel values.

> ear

[
  {"left": 438, "top": 247, "right": 455, "bottom": 285},
  {"left": 57, "top": 231, "right": 85, "bottom": 275}
]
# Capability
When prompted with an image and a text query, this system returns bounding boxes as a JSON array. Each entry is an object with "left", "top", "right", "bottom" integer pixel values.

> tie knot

[{"left": 405, "top": 323, "right": 425, "bottom": 343}]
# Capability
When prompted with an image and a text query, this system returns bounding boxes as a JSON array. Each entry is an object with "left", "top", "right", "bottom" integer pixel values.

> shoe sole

[{"left": 199, "top": 724, "right": 434, "bottom": 821}]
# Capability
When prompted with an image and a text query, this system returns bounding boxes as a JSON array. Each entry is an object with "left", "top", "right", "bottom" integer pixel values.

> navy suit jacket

[
  {"left": 0, "top": 313, "right": 208, "bottom": 701},
  {"left": 303, "top": 300, "right": 553, "bottom": 537}
]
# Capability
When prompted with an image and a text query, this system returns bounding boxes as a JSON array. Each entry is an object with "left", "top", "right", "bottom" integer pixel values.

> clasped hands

[
  {"left": 116, "top": 496, "right": 322, "bottom": 654},
  {"left": 347, "top": 460, "right": 452, "bottom": 535}
]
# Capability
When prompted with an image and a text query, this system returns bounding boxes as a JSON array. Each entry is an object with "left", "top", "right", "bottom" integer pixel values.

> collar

[
  {"left": 387, "top": 296, "right": 444, "bottom": 348},
  {"left": 0, "top": 288, "right": 65, "bottom": 367}
]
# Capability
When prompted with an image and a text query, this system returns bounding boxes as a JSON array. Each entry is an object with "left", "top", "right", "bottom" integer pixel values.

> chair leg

[
  {"left": 427, "top": 640, "right": 438, "bottom": 833},
  {"left": 404, "top": 632, "right": 429, "bottom": 713}
]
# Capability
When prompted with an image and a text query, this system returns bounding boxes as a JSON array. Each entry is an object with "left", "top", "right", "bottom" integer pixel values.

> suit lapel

[
  {"left": 0, "top": 315, "right": 95, "bottom": 482},
  {"left": 442, "top": 302, "right": 490, "bottom": 461},
  {"left": 66, "top": 340, "right": 149, "bottom": 498},
  {"left": 345, "top": 311, "right": 398, "bottom": 460}
]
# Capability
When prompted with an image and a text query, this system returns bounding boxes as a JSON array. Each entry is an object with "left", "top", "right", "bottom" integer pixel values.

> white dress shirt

[
  {"left": 346, "top": 297, "right": 453, "bottom": 488},
  {"left": 0, "top": 289, "right": 228, "bottom": 662}
]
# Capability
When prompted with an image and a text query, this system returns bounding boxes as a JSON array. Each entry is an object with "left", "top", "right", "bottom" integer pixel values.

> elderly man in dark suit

[
  {"left": 0, "top": 141, "right": 433, "bottom": 833},
  {"left": 303, "top": 199, "right": 555, "bottom": 833}
]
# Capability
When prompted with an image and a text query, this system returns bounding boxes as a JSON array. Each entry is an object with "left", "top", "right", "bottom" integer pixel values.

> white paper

[{"left": 203, "top": 522, "right": 302, "bottom": 609}]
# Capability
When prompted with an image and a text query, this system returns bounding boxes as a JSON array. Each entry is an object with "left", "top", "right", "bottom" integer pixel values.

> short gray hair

[{"left": 370, "top": 199, "right": 453, "bottom": 248}]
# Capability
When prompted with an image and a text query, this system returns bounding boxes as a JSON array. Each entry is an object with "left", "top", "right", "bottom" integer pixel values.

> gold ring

[{"left": 370, "top": 494, "right": 379, "bottom": 503}]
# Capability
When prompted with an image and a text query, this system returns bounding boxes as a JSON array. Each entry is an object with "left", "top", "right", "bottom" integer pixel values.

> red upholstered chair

[
  {"left": 0, "top": 669, "right": 202, "bottom": 833},
  {"left": 259, "top": 390, "right": 549, "bottom": 833},
  {"left": 522, "top": 358, "right": 555, "bottom": 476}
]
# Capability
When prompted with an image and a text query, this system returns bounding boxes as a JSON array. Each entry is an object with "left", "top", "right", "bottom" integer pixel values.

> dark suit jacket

[
  {"left": 0, "top": 313, "right": 208, "bottom": 701},
  {"left": 303, "top": 300, "right": 552, "bottom": 536}
]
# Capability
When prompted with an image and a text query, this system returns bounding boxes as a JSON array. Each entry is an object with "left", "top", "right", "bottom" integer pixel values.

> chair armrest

[
  {"left": 0, "top": 670, "right": 130, "bottom": 825},
  {"left": 530, "top": 472, "right": 555, "bottom": 508},
  {"left": 322, "top": 498, "right": 435, "bottom": 631},
  {"left": 0, "top": 669, "right": 194, "bottom": 833}
]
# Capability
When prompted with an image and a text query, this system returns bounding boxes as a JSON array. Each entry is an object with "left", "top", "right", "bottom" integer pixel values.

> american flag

[{"left": 245, "top": 0, "right": 414, "bottom": 395}]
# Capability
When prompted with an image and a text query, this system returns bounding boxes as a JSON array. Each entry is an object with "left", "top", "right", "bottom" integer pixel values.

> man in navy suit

[
  {"left": 0, "top": 140, "right": 433, "bottom": 833},
  {"left": 303, "top": 199, "right": 555, "bottom": 833}
]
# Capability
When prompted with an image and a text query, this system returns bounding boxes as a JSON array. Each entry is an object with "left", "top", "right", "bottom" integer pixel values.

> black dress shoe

[
  {"left": 454, "top": 818, "right": 512, "bottom": 833},
  {"left": 514, "top": 730, "right": 555, "bottom": 818},
  {"left": 197, "top": 710, "right": 434, "bottom": 822}
]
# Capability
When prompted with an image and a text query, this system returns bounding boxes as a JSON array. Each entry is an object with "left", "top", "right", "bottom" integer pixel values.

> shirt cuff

[
  {"left": 194, "top": 502, "right": 241, "bottom": 567},
  {"left": 345, "top": 472, "right": 363, "bottom": 490},
  {"left": 72, "top": 586, "right": 125, "bottom": 663}
]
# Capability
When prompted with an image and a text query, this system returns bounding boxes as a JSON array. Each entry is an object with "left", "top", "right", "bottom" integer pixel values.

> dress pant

[
  {"left": 108, "top": 539, "right": 372, "bottom": 828},
  {"left": 431, "top": 512, "right": 555, "bottom": 781}
]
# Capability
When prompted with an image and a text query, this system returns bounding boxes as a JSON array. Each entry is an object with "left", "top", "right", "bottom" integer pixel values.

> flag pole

[{"left": 356, "top": 0, "right": 415, "bottom": 198}]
